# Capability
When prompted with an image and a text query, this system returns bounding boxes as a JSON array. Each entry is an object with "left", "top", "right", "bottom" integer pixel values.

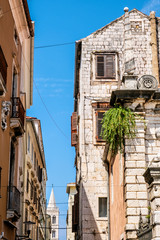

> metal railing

[
  {"left": 11, "top": 97, "right": 25, "bottom": 127},
  {"left": 7, "top": 185, "right": 20, "bottom": 215}
]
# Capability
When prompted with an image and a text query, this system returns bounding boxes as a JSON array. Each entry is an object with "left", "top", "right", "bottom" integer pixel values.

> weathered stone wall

[{"left": 76, "top": 8, "right": 159, "bottom": 240}]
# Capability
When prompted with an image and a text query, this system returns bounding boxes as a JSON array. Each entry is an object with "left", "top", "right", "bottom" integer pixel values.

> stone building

[
  {"left": 0, "top": 0, "right": 34, "bottom": 239},
  {"left": 72, "top": 7, "right": 160, "bottom": 240},
  {"left": 47, "top": 188, "right": 59, "bottom": 240},
  {"left": 66, "top": 183, "right": 77, "bottom": 240},
  {"left": 21, "top": 117, "right": 47, "bottom": 240}
]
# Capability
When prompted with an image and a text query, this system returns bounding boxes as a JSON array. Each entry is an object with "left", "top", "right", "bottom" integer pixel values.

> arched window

[{"left": 52, "top": 215, "right": 56, "bottom": 224}]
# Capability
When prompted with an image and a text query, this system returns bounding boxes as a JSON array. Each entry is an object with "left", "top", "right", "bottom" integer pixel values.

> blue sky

[{"left": 27, "top": 0, "right": 160, "bottom": 239}]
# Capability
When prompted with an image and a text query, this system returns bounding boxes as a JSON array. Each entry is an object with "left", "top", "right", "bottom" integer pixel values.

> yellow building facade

[{"left": 22, "top": 117, "right": 47, "bottom": 240}]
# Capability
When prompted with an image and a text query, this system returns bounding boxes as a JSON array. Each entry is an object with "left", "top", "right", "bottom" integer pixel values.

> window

[
  {"left": 34, "top": 152, "right": 36, "bottom": 170},
  {"left": 0, "top": 167, "right": 1, "bottom": 198},
  {"left": 34, "top": 186, "right": 37, "bottom": 204},
  {"left": 12, "top": 68, "right": 18, "bottom": 98},
  {"left": 52, "top": 230, "right": 56, "bottom": 238},
  {"left": 9, "top": 140, "right": 15, "bottom": 186},
  {"left": 52, "top": 215, "right": 56, "bottom": 224},
  {"left": 31, "top": 144, "right": 33, "bottom": 162},
  {"left": 27, "top": 133, "right": 30, "bottom": 153},
  {"left": 96, "top": 54, "right": 115, "bottom": 79},
  {"left": 14, "top": 29, "right": 19, "bottom": 46},
  {"left": 30, "top": 180, "right": 34, "bottom": 199},
  {"left": 0, "top": 46, "right": 7, "bottom": 86},
  {"left": 26, "top": 171, "right": 29, "bottom": 193},
  {"left": 25, "top": 208, "right": 28, "bottom": 234},
  {"left": 99, "top": 197, "right": 107, "bottom": 217},
  {"left": 96, "top": 110, "right": 106, "bottom": 142}
]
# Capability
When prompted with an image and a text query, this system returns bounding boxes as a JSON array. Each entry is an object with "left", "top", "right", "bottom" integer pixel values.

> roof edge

[{"left": 77, "top": 8, "right": 150, "bottom": 42}]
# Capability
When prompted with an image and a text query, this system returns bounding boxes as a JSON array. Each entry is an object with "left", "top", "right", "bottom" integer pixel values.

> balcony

[
  {"left": 7, "top": 186, "right": 21, "bottom": 221},
  {"left": 10, "top": 97, "right": 25, "bottom": 137}
]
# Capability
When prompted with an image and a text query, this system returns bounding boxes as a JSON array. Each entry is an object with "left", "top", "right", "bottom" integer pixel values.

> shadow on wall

[{"left": 80, "top": 184, "right": 107, "bottom": 240}]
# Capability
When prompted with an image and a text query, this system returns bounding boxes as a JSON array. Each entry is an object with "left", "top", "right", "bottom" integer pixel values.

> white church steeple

[
  {"left": 47, "top": 188, "right": 59, "bottom": 240},
  {"left": 48, "top": 188, "right": 56, "bottom": 208}
]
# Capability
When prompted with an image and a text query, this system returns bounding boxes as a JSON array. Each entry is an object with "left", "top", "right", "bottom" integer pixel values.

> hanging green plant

[{"left": 101, "top": 105, "right": 138, "bottom": 155}]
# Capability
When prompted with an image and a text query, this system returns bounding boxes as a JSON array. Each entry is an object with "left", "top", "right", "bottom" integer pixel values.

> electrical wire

[
  {"left": 19, "top": 40, "right": 69, "bottom": 140},
  {"left": 33, "top": 80, "right": 69, "bottom": 140},
  {"left": 1, "top": 3, "right": 75, "bottom": 50},
  {"left": 1, "top": 2, "right": 72, "bottom": 140},
  {"left": 34, "top": 42, "right": 75, "bottom": 49}
]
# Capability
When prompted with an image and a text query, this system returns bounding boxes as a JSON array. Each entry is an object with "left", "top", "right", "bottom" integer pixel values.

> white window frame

[
  {"left": 96, "top": 195, "right": 108, "bottom": 220},
  {"left": 91, "top": 52, "right": 118, "bottom": 82}
]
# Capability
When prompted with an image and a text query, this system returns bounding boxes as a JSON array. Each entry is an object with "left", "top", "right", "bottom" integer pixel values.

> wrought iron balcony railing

[{"left": 11, "top": 97, "right": 25, "bottom": 128}]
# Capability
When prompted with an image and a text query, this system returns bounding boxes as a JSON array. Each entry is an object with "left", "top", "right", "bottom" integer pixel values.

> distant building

[
  {"left": 47, "top": 188, "right": 59, "bottom": 240},
  {"left": 46, "top": 214, "right": 51, "bottom": 240},
  {"left": 0, "top": 0, "right": 34, "bottom": 239},
  {"left": 21, "top": 117, "right": 47, "bottom": 240},
  {"left": 72, "top": 7, "right": 160, "bottom": 240},
  {"left": 66, "top": 183, "right": 77, "bottom": 240}
]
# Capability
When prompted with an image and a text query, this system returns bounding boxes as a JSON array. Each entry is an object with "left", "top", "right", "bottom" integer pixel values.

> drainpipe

[
  {"left": 150, "top": 11, "right": 159, "bottom": 83},
  {"left": 107, "top": 162, "right": 110, "bottom": 240}
]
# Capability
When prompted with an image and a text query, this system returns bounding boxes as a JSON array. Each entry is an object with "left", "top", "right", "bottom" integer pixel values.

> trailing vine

[{"left": 101, "top": 105, "right": 138, "bottom": 155}]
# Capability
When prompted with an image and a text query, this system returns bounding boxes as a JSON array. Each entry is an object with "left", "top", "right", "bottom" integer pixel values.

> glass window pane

[
  {"left": 52, "top": 230, "right": 56, "bottom": 238},
  {"left": 99, "top": 197, "right": 107, "bottom": 217}
]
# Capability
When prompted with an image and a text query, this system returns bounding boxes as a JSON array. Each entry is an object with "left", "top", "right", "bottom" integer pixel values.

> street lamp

[{"left": 16, "top": 221, "right": 35, "bottom": 239}]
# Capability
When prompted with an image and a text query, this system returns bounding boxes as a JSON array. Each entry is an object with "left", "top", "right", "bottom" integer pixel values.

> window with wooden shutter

[
  {"left": 71, "top": 112, "right": 77, "bottom": 146},
  {"left": 96, "top": 110, "right": 106, "bottom": 142},
  {"left": 96, "top": 54, "right": 115, "bottom": 79},
  {"left": 72, "top": 191, "right": 79, "bottom": 232}
]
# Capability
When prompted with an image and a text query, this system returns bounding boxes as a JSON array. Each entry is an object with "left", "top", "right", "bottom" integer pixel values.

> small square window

[
  {"left": 99, "top": 197, "right": 107, "bottom": 217},
  {"left": 96, "top": 54, "right": 115, "bottom": 79}
]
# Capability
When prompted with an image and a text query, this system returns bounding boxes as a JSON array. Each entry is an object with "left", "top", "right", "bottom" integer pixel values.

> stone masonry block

[
  {"left": 125, "top": 183, "right": 144, "bottom": 192},
  {"left": 125, "top": 145, "right": 145, "bottom": 153},
  {"left": 126, "top": 176, "right": 136, "bottom": 183},
  {"left": 136, "top": 191, "right": 148, "bottom": 199},
  {"left": 126, "top": 192, "right": 137, "bottom": 199},
  {"left": 127, "top": 216, "right": 140, "bottom": 224},
  {"left": 125, "top": 168, "right": 145, "bottom": 176},
  {"left": 126, "top": 199, "right": 148, "bottom": 208},
  {"left": 125, "top": 153, "right": 145, "bottom": 161},
  {"left": 126, "top": 230, "right": 137, "bottom": 239},
  {"left": 125, "top": 138, "right": 145, "bottom": 146}
]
